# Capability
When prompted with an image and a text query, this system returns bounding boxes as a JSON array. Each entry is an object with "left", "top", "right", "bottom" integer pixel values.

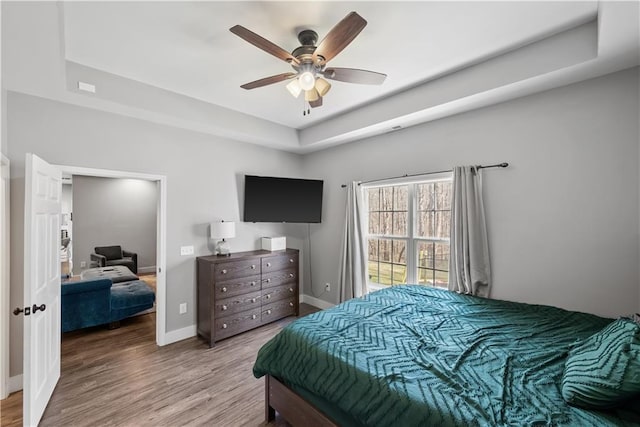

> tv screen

[{"left": 244, "top": 175, "right": 323, "bottom": 223}]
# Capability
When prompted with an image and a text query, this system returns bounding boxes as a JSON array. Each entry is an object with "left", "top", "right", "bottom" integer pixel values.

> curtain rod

[{"left": 340, "top": 162, "right": 509, "bottom": 188}]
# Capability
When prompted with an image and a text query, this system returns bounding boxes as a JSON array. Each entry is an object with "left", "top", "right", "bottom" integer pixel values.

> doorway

[{"left": 54, "top": 164, "right": 167, "bottom": 346}]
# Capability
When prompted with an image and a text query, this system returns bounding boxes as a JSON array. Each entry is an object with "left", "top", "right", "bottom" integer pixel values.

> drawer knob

[
  {"left": 266, "top": 278, "right": 271, "bottom": 283},
  {"left": 252, "top": 314, "right": 257, "bottom": 320},
  {"left": 289, "top": 302, "right": 294, "bottom": 307},
  {"left": 251, "top": 264, "right": 256, "bottom": 269},
  {"left": 265, "top": 294, "right": 271, "bottom": 299},
  {"left": 221, "top": 287, "right": 227, "bottom": 293},
  {"left": 251, "top": 281, "right": 256, "bottom": 286},
  {"left": 289, "top": 258, "right": 294, "bottom": 263},
  {"left": 289, "top": 273, "right": 294, "bottom": 278},
  {"left": 222, "top": 269, "right": 227, "bottom": 274},
  {"left": 266, "top": 309, "right": 272, "bottom": 315},
  {"left": 251, "top": 298, "right": 256, "bottom": 303},
  {"left": 289, "top": 287, "right": 293, "bottom": 293},
  {"left": 222, "top": 304, "right": 228, "bottom": 311},
  {"left": 266, "top": 262, "right": 271, "bottom": 267},
  {"left": 222, "top": 323, "right": 228, "bottom": 329}
]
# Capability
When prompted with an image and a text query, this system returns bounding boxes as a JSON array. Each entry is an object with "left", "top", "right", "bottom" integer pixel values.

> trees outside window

[{"left": 366, "top": 178, "right": 452, "bottom": 288}]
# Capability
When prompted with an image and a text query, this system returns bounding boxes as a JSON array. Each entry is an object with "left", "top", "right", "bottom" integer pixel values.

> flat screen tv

[{"left": 244, "top": 175, "right": 323, "bottom": 223}]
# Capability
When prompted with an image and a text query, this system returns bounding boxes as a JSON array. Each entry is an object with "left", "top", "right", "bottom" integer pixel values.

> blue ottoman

[{"left": 110, "top": 280, "right": 155, "bottom": 322}]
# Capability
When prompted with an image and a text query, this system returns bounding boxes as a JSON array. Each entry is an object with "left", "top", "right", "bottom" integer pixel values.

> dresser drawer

[
  {"left": 262, "top": 268, "right": 296, "bottom": 289},
  {"left": 261, "top": 284, "right": 296, "bottom": 304},
  {"left": 262, "top": 253, "right": 298, "bottom": 273},
  {"left": 262, "top": 297, "right": 296, "bottom": 323},
  {"left": 215, "top": 275, "right": 261, "bottom": 299},
  {"left": 215, "top": 308, "right": 262, "bottom": 341},
  {"left": 214, "top": 259, "right": 260, "bottom": 281},
  {"left": 215, "top": 290, "right": 261, "bottom": 319}
]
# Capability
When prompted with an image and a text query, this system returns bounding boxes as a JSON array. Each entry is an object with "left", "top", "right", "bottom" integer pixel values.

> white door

[{"left": 23, "top": 153, "right": 61, "bottom": 426}]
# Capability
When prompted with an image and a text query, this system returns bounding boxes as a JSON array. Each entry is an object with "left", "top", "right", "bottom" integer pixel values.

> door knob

[{"left": 32, "top": 304, "right": 46, "bottom": 313}]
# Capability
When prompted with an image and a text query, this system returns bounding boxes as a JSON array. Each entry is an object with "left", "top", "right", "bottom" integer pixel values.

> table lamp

[{"left": 210, "top": 221, "right": 235, "bottom": 256}]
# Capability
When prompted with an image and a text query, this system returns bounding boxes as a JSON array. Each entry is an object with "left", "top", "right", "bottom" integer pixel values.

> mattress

[{"left": 253, "top": 285, "right": 640, "bottom": 426}]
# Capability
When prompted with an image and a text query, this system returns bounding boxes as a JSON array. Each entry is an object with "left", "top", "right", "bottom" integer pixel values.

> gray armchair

[{"left": 90, "top": 245, "right": 138, "bottom": 274}]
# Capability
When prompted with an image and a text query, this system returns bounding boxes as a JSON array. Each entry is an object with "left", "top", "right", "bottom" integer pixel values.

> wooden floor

[{"left": 1, "top": 304, "right": 319, "bottom": 426}]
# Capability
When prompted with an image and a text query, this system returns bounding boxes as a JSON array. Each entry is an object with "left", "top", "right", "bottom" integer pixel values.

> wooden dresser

[{"left": 196, "top": 249, "right": 299, "bottom": 347}]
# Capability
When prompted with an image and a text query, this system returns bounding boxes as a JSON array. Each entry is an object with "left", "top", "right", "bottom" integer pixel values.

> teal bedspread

[{"left": 253, "top": 285, "right": 640, "bottom": 426}]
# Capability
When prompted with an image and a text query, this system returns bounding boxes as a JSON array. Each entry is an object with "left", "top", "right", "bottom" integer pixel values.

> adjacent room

[{"left": 1, "top": 1, "right": 639, "bottom": 426}]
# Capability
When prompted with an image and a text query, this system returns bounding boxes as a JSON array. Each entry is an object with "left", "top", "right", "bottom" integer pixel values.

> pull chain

[{"left": 302, "top": 98, "right": 311, "bottom": 116}]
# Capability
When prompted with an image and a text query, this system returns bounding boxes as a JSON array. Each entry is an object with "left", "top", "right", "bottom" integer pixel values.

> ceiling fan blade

[
  {"left": 323, "top": 67, "right": 386, "bottom": 85},
  {"left": 309, "top": 96, "right": 323, "bottom": 108},
  {"left": 240, "top": 73, "right": 297, "bottom": 90},
  {"left": 230, "top": 25, "right": 300, "bottom": 65},
  {"left": 313, "top": 12, "right": 367, "bottom": 63}
]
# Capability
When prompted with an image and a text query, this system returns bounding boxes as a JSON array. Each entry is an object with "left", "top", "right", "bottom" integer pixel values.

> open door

[{"left": 21, "top": 153, "right": 61, "bottom": 426}]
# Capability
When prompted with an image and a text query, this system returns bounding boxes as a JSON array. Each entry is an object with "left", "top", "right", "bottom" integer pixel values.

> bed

[{"left": 253, "top": 285, "right": 640, "bottom": 426}]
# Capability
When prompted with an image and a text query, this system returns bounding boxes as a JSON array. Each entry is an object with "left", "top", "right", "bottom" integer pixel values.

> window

[{"left": 365, "top": 177, "right": 452, "bottom": 289}]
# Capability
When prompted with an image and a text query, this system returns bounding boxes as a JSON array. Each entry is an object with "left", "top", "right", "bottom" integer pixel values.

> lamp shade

[
  {"left": 298, "top": 71, "right": 315, "bottom": 91},
  {"left": 210, "top": 221, "right": 236, "bottom": 239},
  {"left": 304, "top": 88, "right": 319, "bottom": 102},
  {"left": 286, "top": 79, "right": 302, "bottom": 98},
  {"left": 315, "top": 77, "right": 331, "bottom": 97}
]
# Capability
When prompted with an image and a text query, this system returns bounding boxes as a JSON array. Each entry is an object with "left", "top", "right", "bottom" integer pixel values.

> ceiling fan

[{"left": 230, "top": 11, "right": 386, "bottom": 113}]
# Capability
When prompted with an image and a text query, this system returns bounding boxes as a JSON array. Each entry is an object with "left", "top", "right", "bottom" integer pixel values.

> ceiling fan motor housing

[{"left": 292, "top": 29, "right": 326, "bottom": 69}]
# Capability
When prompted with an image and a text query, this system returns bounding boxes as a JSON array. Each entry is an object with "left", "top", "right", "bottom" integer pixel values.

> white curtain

[
  {"left": 448, "top": 166, "right": 492, "bottom": 297},
  {"left": 338, "top": 182, "right": 367, "bottom": 302}
]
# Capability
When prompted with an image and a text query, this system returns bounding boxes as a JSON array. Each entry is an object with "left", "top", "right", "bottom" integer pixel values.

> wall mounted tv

[{"left": 244, "top": 175, "right": 323, "bottom": 223}]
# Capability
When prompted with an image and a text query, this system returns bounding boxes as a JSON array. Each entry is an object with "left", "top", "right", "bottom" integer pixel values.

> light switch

[{"left": 180, "top": 246, "right": 194, "bottom": 256}]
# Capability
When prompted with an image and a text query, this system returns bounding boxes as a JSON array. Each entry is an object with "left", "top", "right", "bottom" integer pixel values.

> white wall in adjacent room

[{"left": 301, "top": 67, "right": 640, "bottom": 319}]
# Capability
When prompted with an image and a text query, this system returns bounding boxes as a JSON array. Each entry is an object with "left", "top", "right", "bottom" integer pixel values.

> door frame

[
  {"left": 55, "top": 164, "right": 168, "bottom": 346},
  {"left": 0, "top": 153, "right": 9, "bottom": 400}
]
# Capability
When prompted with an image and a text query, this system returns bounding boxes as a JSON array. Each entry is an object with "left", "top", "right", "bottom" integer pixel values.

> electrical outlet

[
  {"left": 80, "top": 261, "right": 86, "bottom": 268},
  {"left": 325, "top": 283, "right": 331, "bottom": 292},
  {"left": 180, "top": 246, "right": 194, "bottom": 256},
  {"left": 179, "top": 303, "right": 187, "bottom": 314}
]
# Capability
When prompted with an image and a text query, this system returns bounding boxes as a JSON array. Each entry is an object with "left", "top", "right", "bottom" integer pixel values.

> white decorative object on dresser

[{"left": 261, "top": 236, "right": 286, "bottom": 251}]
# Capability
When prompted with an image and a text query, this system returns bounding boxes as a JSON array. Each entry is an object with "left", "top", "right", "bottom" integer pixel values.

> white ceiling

[
  {"left": 63, "top": 1, "right": 600, "bottom": 129},
  {"left": 2, "top": 1, "right": 638, "bottom": 153}
]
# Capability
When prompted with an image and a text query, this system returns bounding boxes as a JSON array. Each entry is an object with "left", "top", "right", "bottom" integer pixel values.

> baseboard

[
  {"left": 8, "top": 374, "right": 22, "bottom": 394},
  {"left": 138, "top": 266, "right": 156, "bottom": 275},
  {"left": 300, "top": 294, "right": 335, "bottom": 310},
  {"left": 163, "top": 325, "right": 196, "bottom": 345}
]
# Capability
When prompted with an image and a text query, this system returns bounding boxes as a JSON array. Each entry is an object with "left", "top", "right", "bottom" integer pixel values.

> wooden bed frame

[{"left": 265, "top": 375, "right": 338, "bottom": 426}]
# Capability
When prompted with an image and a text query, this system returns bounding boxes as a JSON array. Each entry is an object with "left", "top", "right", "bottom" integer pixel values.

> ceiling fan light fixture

[
  {"left": 304, "top": 88, "right": 320, "bottom": 102},
  {"left": 286, "top": 79, "right": 302, "bottom": 98},
  {"left": 315, "top": 77, "right": 331, "bottom": 97},
  {"left": 298, "top": 71, "right": 316, "bottom": 91}
]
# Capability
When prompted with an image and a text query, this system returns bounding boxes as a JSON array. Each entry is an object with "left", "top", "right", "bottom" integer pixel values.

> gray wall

[
  {"left": 6, "top": 68, "right": 640, "bottom": 379},
  {"left": 301, "top": 67, "right": 640, "bottom": 318},
  {"left": 7, "top": 92, "right": 304, "bottom": 376},
  {"left": 72, "top": 175, "right": 157, "bottom": 272}
]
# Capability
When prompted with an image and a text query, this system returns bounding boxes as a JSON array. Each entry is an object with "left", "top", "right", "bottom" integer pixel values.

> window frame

[{"left": 362, "top": 172, "right": 452, "bottom": 291}]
